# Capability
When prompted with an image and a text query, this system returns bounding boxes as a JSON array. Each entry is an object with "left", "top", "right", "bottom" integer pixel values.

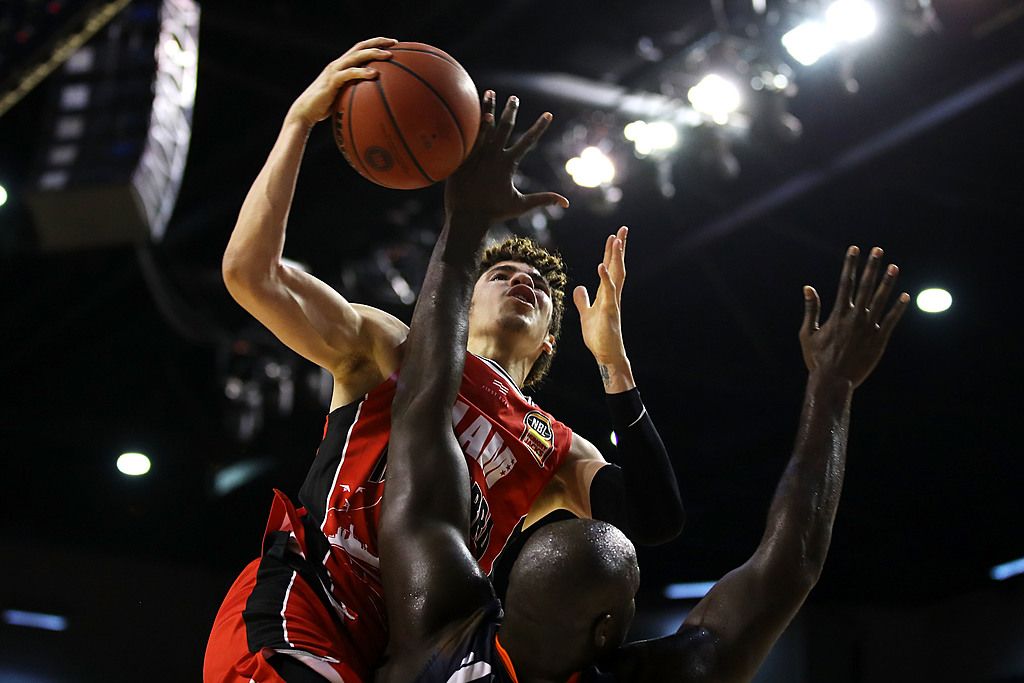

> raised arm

[
  {"left": 378, "top": 94, "right": 568, "bottom": 672},
  {"left": 221, "top": 38, "right": 408, "bottom": 403},
  {"left": 612, "top": 246, "right": 909, "bottom": 683},
  {"left": 537, "top": 226, "right": 684, "bottom": 545}
]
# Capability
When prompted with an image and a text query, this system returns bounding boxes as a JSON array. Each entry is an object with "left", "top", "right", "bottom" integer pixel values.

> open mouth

[{"left": 507, "top": 284, "right": 537, "bottom": 308}]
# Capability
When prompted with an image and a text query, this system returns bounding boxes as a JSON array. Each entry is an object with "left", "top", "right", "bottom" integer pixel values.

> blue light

[
  {"left": 664, "top": 581, "right": 716, "bottom": 600},
  {"left": 2, "top": 610, "right": 68, "bottom": 632},
  {"left": 991, "top": 556, "right": 1024, "bottom": 581}
]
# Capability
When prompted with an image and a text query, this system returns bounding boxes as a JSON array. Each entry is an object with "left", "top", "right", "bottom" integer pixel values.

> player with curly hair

[{"left": 204, "top": 38, "right": 683, "bottom": 683}]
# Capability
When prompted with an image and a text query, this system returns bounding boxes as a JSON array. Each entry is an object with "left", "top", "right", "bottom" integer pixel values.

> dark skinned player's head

[{"left": 502, "top": 519, "right": 639, "bottom": 677}]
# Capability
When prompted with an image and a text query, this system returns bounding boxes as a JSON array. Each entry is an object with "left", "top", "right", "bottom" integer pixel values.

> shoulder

[
  {"left": 330, "top": 307, "right": 407, "bottom": 405},
  {"left": 565, "top": 431, "right": 607, "bottom": 465},
  {"left": 351, "top": 304, "right": 408, "bottom": 357}
]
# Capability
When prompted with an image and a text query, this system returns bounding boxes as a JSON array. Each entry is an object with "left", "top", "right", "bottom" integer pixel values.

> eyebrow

[{"left": 487, "top": 264, "right": 550, "bottom": 288}]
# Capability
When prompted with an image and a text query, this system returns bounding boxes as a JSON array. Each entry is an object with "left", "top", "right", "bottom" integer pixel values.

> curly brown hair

[{"left": 476, "top": 236, "right": 567, "bottom": 388}]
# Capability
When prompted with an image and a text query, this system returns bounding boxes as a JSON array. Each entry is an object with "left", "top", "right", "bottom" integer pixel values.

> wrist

[
  {"left": 439, "top": 215, "right": 488, "bottom": 265},
  {"left": 597, "top": 355, "right": 634, "bottom": 393},
  {"left": 806, "top": 370, "right": 855, "bottom": 401},
  {"left": 445, "top": 210, "right": 491, "bottom": 234},
  {"left": 283, "top": 107, "right": 316, "bottom": 133}
]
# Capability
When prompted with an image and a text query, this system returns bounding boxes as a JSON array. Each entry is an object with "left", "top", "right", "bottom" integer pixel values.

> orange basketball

[{"left": 333, "top": 42, "right": 481, "bottom": 190}]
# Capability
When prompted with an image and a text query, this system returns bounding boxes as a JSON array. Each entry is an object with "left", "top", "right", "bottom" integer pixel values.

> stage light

[
  {"left": 565, "top": 146, "right": 616, "bottom": 188},
  {"left": 2, "top": 609, "right": 68, "bottom": 632},
  {"left": 687, "top": 74, "right": 742, "bottom": 123},
  {"left": 991, "top": 556, "right": 1024, "bottom": 581},
  {"left": 916, "top": 288, "right": 952, "bottom": 313},
  {"left": 624, "top": 120, "right": 679, "bottom": 156},
  {"left": 117, "top": 451, "right": 151, "bottom": 476},
  {"left": 55, "top": 115, "right": 85, "bottom": 139},
  {"left": 0, "top": 184, "right": 7, "bottom": 207},
  {"left": 610, "top": 431, "right": 618, "bottom": 446},
  {"left": 782, "top": 21, "right": 835, "bottom": 66},
  {"left": 664, "top": 581, "right": 716, "bottom": 599},
  {"left": 825, "top": 0, "right": 878, "bottom": 43}
]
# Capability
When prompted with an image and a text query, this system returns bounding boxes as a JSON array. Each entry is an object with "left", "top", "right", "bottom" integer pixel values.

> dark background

[{"left": 1, "top": 0, "right": 1022, "bottom": 680}]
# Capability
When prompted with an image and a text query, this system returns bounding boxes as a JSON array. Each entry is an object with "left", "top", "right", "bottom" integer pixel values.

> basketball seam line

[
  {"left": 374, "top": 79, "right": 435, "bottom": 185},
  {"left": 343, "top": 85, "right": 376, "bottom": 182},
  {"left": 384, "top": 60, "right": 466, "bottom": 159},
  {"left": 389, "top": 47, "right": 460, "bottom": 69}
]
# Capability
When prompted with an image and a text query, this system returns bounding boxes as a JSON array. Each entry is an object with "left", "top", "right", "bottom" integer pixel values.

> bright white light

[
  {"left": 825, "top": 0, "right": 878, "bottom": 43},
  {"left": 3, "top": 609, "right": 68, "bottom": 632},
  {"left": 772, "top": 73, "right": 790, "bottom": 90},
  {"left": 117, "top": 452, "right": 151, "bottom": 476},
  {"left": 610, "top": 431, "right": 618, "bottom": 446},
  {"left": 565, "top": 146, "right": 616, "bottom": 188},
  {"left": 623, "top": 120, "right": 679, "bottom": 156},
  {"left": 782, "top": 21, "right": 835, "bottom": 66},
  {"left": 687, "top": 74, "right": 742, "bottom": 121},
  {"left": 664, "top": 581, "right": 716, "bottom": 599},
  {"left": 0, "top": 184, "right": 7, "bottom": 208},
  {"left": 916, "top": 288, "right": 952, "bottom": 313},
  {"left": 991, "top": 556, "right": 1024, "bottom": 581}
]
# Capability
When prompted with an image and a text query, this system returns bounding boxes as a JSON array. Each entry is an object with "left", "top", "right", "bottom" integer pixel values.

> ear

[
  {"left": 541, "top": 334, "right": 555, "bottom": 355},
  {"left": 592, "top": 612, "right": 614, "bottom": 649}
]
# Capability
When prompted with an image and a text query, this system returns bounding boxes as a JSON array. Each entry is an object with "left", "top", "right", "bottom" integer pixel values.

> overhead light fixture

[
  {"left": 916, "top": 288, "right": 952, "bottom": 313},
  {"left": 664, "top": 581, "right": 716, "bottom": 599},
  {"left": 991, "top": 556, "right": 1024, "bottom": 581},
  {"left": 687, "top": 74, "right": 742, "bottom": 124},
  {"left": 624, "top": 120, "right": 679, "bottom": 156},
  {"left": 117, "top": 451, "right": 151, "bottom": 476},
  {"left": 825, "top": 0, "right": 879, "bottom": 43},
  {"left": 565, "top": 146, "right": 616, "bottom": 188},
  {"left": 782, "top": 21, "right": 835, "bottom": 66}
]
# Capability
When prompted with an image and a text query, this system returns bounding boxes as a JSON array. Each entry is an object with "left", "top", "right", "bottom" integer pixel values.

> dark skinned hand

[
  {"left": 444, "top": 91, "right": 569, "bottom": 226},
  {"left": 800, "top": 245, "right": 910, "bottom": 388}
]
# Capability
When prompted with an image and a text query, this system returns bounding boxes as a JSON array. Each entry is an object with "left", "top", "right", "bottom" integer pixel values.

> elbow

[
  {"left": 221, "top": 248, "right": 251, "bottom": 289},
  {"left": 222, "top": 249, "right": 274, "bottom": 300}
]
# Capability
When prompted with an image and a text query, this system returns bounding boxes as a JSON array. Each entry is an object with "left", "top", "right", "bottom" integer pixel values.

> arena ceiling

[{"left": 1, "top": 0, "right": 1022, "bottom": 677}]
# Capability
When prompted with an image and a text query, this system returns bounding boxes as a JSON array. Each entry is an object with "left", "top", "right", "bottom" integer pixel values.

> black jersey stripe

[{"left": 298, "top": 398, "right": 365, "bottom": 527}]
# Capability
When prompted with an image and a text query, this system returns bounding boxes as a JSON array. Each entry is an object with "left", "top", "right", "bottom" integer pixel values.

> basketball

[{"left": 333, "top": 42, "right": 481, "bottom": 190}]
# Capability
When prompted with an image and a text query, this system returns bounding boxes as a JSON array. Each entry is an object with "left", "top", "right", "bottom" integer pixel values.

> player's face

[{"left": 469, "top": 260, "right": 554, "bottom": 346}]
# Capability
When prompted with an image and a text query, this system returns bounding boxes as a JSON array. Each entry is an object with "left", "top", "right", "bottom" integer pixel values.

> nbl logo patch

[{"left": 521, "top": 410, "right": 555, "bottom": 468}]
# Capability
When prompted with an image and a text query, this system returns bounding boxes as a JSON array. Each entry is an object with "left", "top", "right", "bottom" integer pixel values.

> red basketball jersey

[{"left": 262, "top": 353, "right": 574, "bottom": 656}]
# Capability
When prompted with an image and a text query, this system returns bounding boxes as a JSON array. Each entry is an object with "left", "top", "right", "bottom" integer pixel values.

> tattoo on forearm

[{"left": 599, "top": 364, "right": 611, "bottom": 388}]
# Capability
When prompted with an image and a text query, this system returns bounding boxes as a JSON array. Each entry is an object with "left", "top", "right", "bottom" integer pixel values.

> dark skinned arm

[
  {"left": 377, "top": 92, "right": 568, "bottom": 674},
  {"left": 610, "top": 246, "right": 909, "bottom": 683}
]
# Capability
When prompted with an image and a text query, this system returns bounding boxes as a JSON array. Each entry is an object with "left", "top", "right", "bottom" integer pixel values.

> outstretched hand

[
  {"left": 444, "top": 92, "right": 569, "bottom": 225},
  {"left": 574, "top": 226, "right": 629, "bottom": 365},
  {"left": 287, "top": 37, "right": 397, "bottom": 128},
  {"left": 800, "top": 246, "right": 910, "bottom": 388}
]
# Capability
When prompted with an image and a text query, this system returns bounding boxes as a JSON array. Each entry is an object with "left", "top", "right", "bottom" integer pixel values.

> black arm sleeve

[{"left": 589, "top": 388, "right": 685, "bottom": 545}]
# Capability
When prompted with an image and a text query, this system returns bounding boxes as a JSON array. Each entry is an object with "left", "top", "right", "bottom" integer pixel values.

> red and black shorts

[{"left": 204, "top": 549, "right": 372, "bottom": 683}]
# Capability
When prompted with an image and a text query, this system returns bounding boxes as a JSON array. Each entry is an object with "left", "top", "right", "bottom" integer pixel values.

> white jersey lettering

[{"left": 459, "top": 415, "right": 493, "bottom": 460}]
